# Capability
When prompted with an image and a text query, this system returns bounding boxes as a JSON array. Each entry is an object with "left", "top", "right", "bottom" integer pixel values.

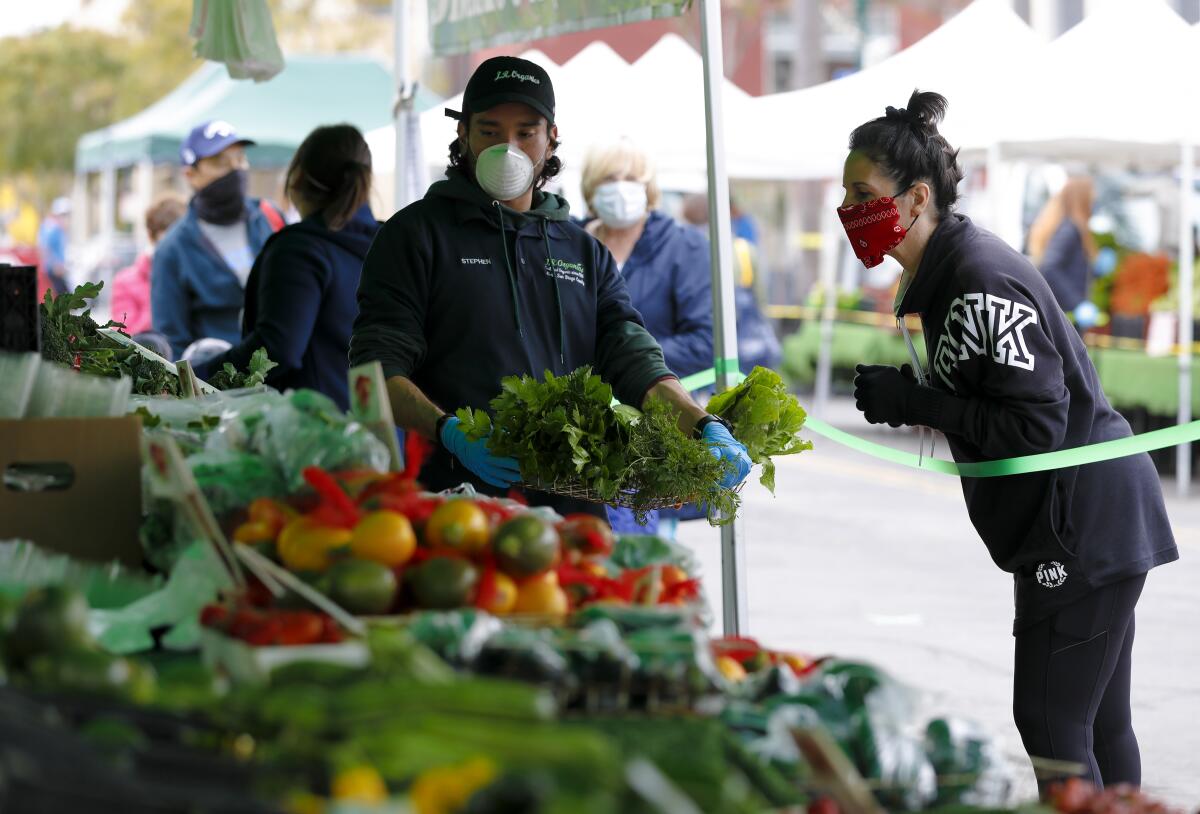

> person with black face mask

[{"left": 151, "top": 120, "right": 284, "bottom": 359}]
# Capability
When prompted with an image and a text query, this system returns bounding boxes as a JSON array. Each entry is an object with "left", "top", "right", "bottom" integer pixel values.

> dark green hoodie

[{"left": 350, "top": 169, "right": 673, "bottom": 490}]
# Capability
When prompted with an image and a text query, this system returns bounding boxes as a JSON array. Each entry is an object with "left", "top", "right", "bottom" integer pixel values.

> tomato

[
  {"left": 232, "top": 520, "right": 276, "bottom": 545},
  {"left": 715, "top": 655, "right": 747, "bottom": 681},
  {"left": 424, "top": 500, "right": 490, "bottom": 555},
  {"left": 808, "top": 797, "right": 841, "bottom": 814},
  {"left": 273, "top": 612, "right": 325, "bottom": 646},
  {"left": 557, "top": 514, "right": 615, "bottom": 557},
  {"left": 351, "top": 511, "right": 417, "bottom": 567},
  {"left": 782, "top": 653, "right": 811, "bottom": 676},
  {"left": 475, "top": 570, "right": 518, "bottom": 615},
  {"left": 247, "top": 497, "right": 296, "bottom": 535},
  {"left": 332, "top": 765, "right": 388, "bottom": 804},
  {"left": 493, "top": 515, "right": 560, "bottom": 579},
  {"left": 513, "top": 571, "right": 570, "bottom": 619},
  {"left": 660, "top": 564, "right": 689, "bottom": 588},
  {"left": 277, "top": 518, "right": 352, "bottom": 572},
  {"left": 199, "top": 604, "right": 228, "bottom": 628}
]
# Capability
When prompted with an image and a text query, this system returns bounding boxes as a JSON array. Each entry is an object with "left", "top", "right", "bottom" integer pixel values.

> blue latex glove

[
  {"left": 702, "top": 421, "right": 753, "bottom": 489},
  {"left": 439, "top": 415, "right": 522, "bottom": 488}
]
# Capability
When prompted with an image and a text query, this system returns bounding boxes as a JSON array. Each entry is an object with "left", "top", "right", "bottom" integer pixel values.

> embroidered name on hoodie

[
  {"left": 545, "top": 258, "right": 585, "bottom": 286},
  {"left": 934, "top": 293, "right": 1038, "bottom": 389},
  {"left": 461, "top": 257, "right": 491, "bottom": 266}
]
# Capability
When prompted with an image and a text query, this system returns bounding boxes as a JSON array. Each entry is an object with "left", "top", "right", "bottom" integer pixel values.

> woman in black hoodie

[
  {"left": 195, "top": 124, "right": 381, "bottom": 411},
  {"left": 844, "top": 91, "right": 1177, "bottom": 791}
]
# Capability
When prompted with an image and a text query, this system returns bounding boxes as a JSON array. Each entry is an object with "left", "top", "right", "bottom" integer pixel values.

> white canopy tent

[
  {"left": 369, "top": 33, "right": 781, "bottom": 215},
  {"left": 988, "top": 0, "right": 1197, "bottom": 496},
  {"left": 730, "top": 0, "right": 1041, "bottom": 183}
]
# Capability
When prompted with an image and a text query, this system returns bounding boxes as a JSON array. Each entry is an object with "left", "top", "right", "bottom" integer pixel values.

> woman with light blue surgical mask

[{"left": 582, "top": 140, "right": 715, "bottom": 534}]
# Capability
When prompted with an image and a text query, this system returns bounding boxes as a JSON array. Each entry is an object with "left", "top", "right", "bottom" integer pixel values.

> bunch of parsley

[
  {"left": 205, "top": 347, "right": 278, "bottom": 390},
  {"left": 457, "top": 367, "right": 738, "bottom": 525},
  {"left": 705, "top": 366, "right": 813, "bottom": 493}
]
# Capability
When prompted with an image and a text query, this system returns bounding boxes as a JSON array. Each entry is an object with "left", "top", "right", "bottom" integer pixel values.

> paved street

[{"left": 679, "top": 396, "right": 1200, "bottom": 808}]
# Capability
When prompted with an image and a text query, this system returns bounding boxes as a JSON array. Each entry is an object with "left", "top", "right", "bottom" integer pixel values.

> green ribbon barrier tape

[
  {"left": 804, "top": 416, "right": 1200, "bottom": 478},
  {"left": 648, "top": 363, "right": 1200, "bottom": 478},
  {"left": 679, "top": 362, "right": 744, "bottom": 392}
]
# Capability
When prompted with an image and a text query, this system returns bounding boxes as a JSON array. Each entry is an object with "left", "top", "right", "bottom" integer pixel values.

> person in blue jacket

[
  {"left": 194, "top": 124, "right": 379, "bottom": 412},
  {"left": 152, "top": 120, "right": 282, "bottom": 359},
  {"left": 581, "top": 140, "right": 714, "bottom": 381},
  {"left": 845, "top": 90, "right": 1177, "bottom": 791},
  {"left": 579, "top": 140, "right": 714, "bottom": 533}
]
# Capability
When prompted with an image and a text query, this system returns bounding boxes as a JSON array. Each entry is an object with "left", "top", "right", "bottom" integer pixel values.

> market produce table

[
  {"left": 780, "top": 319, "right": 1200, "bottom": 415},
  {"left": 781, "top": 320, "right": 915, "bottom": 388},
  {"left": 1087, "top": 346, "right": 1200, "bottom": 414}
]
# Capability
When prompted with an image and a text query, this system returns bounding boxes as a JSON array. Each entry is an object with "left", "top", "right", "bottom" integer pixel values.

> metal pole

[
  {"left": 393, "top": 0, "right": 412, "bottom": 212},
  {"left": 1178, "top": 141, "right": 1195, "bottom": 497},
  {"left": 814, "top": 183, "right": 840, "bottom": 413},
  {"left": 698, "top": 0, "right": 748, "bottom": 635}
]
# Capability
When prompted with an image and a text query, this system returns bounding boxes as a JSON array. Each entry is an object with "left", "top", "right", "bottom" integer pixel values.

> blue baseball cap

[{"left": 179, "top": 120, "right": 256, "bottom": 166}]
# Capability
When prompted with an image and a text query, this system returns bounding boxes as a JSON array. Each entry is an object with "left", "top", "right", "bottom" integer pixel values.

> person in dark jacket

[
  {"left": 1027, "top": 176, "right": 1097, "bottom": 314},
  {"left": 580, "top": 140, "right": 714, "bottom": 533},
  {"left": 152, "top": 120, "right": 282, "bottom": 359},
  {"left": 349, "top": 56, "right": 751, "bottom": 517},
  {"left": 844, "top": 91, "right": 1177, "bottom": 791},
  {"left": 193, "top": 125, "right": 378, "bottom": 411}
]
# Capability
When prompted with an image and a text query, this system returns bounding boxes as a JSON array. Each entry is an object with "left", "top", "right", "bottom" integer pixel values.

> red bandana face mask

[{"left": 837, "top": 194, "right": 913, "bottom": 268}]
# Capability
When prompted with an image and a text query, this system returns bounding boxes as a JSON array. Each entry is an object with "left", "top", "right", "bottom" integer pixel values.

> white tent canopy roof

[
  {"left": 729, "top": 0, "right": 1040, "bottom": 181},
  {"left": 369, "top": 35, "right": 774, "bottom": 188},
  {"left": 993, "top": 0, "right": 1196, "bottom": 165}
]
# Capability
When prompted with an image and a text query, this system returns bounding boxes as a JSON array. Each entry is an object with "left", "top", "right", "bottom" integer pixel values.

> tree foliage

[{"left": 0, "top": 0, "right": 198, "bottom": 174}]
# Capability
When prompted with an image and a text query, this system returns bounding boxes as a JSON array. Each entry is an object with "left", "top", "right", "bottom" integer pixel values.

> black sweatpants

[{"left": 1012, "top": 573, "right": 1146, "bottom": 791}]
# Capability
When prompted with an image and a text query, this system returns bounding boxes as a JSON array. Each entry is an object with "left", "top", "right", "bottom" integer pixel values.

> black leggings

[{"left": 1013, "top": 573, "right": 1146, "bottom": 791}]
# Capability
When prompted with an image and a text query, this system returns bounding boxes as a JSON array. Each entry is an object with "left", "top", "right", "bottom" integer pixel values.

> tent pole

[
  {"left": 1178, "top": 141, "right": 1195, "bottom": 498},
  {"left": 814, "top": 182, "right": 840, "bottom": 414},
  {"left": 698, "top": 0, "right": 748, "bottom": 635},
  {"left": 393, "top": 0, "right": 412, "bottom": 212}
]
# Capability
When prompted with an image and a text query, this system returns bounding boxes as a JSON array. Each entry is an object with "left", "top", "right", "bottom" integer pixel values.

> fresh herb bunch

[
  {"left": 457, "top": 367, "right": 739, "bottom": 525},
  {"left": 40, "top": 281, "right": 182, "bottom": 396},
  {"left": 623, "top": 397, "right": 738, "bottom": 525},
  {"left": 206, "top": 347, "right": 278, "bottom": 390},
  {"left": 40, "top": 282, "right": 277, "bottom": 396},
  {"left": 706, "top": 366, "right": 813, "bottom": 493},
  {"left": 458, "top": 367, "right": 630, "bottom": 499}
]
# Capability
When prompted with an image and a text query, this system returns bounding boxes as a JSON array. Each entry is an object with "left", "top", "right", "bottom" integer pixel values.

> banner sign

[{"left": 429, "top": 0, "right": 689, "bottom": 56}]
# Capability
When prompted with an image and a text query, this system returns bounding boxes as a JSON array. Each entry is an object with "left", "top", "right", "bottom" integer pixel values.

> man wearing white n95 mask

[{"left": 350, "top": 56, "right": 751, "bottom": 518}]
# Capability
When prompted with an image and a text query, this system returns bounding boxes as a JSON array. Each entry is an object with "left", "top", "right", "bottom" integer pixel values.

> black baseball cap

[{"left": 445, "top": 56, "right": 555, "bottom": 125}]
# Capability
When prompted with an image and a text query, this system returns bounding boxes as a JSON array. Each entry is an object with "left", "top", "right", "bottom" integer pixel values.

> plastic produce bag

[
  {"left": 93, "top": 541, "right": 234, "bottom": 653},
  {"left": 190, "top": 0, "right": 284, "bottom": 82},
  {"left": 255, "top": 390, "right": 390, "bottom": 491},
  {"left": 924, "top": 717, "right": 1011, "bottom": 807},
  {"left": 404, "top": 610, "right": 505, "bottom": 666},
  {"left": 0, "top": 540, "right": 160, "bottom": 607},
  {"left": 610, "top": 534, "right": 698, "bottom": 572}
]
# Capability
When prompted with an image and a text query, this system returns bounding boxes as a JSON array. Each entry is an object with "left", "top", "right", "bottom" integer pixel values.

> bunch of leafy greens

[
  {"left": 705, "top": 366, "right": 812, "bottom": 493},
  {"left": 205, "top": 347, "right": 278, "bottom": 390},
  {"left": 39, "top": 281, "right": 276, "bottom": 396},
  {"left": 40, "top": 281, "right": 182, "bottom": 397},
  {"left": 457, "top": 367, "right": 738, "bottom": 525}
]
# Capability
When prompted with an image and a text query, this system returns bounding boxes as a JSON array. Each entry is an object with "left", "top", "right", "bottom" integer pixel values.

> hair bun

[{"left": 903, "top": 89, "right": 948, "bottom": 135}]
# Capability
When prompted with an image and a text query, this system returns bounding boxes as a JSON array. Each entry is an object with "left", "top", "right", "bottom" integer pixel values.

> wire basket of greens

[{"left": 457, "top": 366, "right": 807, "bottom": 524}]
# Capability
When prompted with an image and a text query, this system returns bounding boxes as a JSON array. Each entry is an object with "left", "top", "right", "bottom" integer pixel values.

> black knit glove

[{"left": 853, "top": 364, "right": 918, "bottom": 428}]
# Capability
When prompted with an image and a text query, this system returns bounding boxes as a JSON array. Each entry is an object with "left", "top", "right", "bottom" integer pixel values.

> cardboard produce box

[{"left": 0, "top": 416, "right": 144, "bottom": 566}]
